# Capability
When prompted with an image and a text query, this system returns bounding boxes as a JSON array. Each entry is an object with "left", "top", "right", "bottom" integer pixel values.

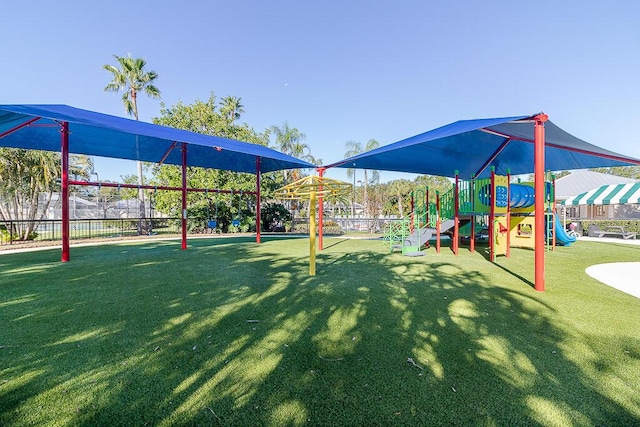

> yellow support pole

[
  {"left": 309, "top": 189, "right": 317, "bottom": 276},
  {"left": 274, "top": 175, "right": 350, "bottom": 276}
]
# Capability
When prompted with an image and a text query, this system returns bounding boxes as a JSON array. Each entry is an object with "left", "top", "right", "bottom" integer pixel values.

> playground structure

[
  {"left": 4, "top": 106, "right": 639, "bottom": 292},
  {"left": 275, "top": 174, "right": 352, "bottom": 276},
  {"left": 385, "top": 168, "right": 576, "bottom": 260}
]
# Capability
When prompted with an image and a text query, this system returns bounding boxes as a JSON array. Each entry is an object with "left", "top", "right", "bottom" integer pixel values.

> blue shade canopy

[
  {"left": 326, "top": 114, "right": 640, "bottom": 178},
  {"left": 0, "top": 104, "right": 316, "bottom": 174}
]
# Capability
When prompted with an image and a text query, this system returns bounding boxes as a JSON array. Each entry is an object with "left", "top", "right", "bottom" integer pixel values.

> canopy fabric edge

[{"left": 0, "top": 104, "right": 316, "bottom": 174}]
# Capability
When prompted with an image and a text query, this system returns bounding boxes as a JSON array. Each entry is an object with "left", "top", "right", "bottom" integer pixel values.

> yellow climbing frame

[{"left": 275, "top": 175, "right": 352, "bottom": 276}]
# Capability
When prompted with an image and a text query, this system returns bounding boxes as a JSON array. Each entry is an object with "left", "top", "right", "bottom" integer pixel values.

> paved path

[
  {"left": 585, "top": 262, "right": 640, "bottom": 299},
  {"left": 580, "top": 236, "right": 640, "bottom": 299}
]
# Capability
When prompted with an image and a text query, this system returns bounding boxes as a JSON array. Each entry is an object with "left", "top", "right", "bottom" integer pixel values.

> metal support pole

[
  {"left": 61, "top": 122, "right": 70, "bottom": 262},
  {"left": 453, "top": 171, "right": 460, "bottom": 255},
  {"left": 470, "top": 216, "right": 475, "bottom": 253},
  {"left": 534, "top": 114, "right": 548, "bottom": 292},
  {"left": 318, "top": 168, "right": 325, "bottom": 250},
  {"left": 256, "top": 157, "right": 261, "bottom": 244},
  {"left": 309, "top": 189, "right": 317, "bottom": 276},
  {"left": 506, "top": 170, "right": 511, "bottom": 258},
  {"left": 181, "top": 143, "right": 188, "bottom": 250}
]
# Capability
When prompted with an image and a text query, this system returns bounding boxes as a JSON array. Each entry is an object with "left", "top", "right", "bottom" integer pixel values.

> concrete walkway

[
  {"left": 580, "top": 236, "right": 640, "bottom": 299},
  {"left": 586, "top": 262, "right": 640, "bottom": 299}
]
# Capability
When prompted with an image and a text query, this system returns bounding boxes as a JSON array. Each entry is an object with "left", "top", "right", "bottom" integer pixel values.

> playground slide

[
  {"left": 551, "top": 215, "right": 577, "bottom": 246},
  {"left": 440, "top": 219, "right": 456, "bottom": 233},
  {"left": 401, "top": 227, "right": 433, "bottom": 256},
  {"left": 404, "top": 227, "right": 433, "bottom": 247},
  {"left": 439, "top": 218, "right": 471, "bottom": 233}
]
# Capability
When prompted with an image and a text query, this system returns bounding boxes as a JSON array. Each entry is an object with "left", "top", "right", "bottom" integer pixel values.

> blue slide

[{"left": 550, "top": 214, "right": 576, "bottom": 246}]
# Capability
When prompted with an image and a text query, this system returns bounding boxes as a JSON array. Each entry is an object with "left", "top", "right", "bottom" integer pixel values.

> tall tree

[
  {"left": 69, "top": 154, "right": 95, "bottom": 181},
  {"left": 589, "top": 166, "right": 640, "bottom": 179},
  {"left": 271, "top": 122, "right": 305, "bottom": 156},
  {"left": 0, "top": 148, "right": 60, "bottom": 240},
  {"left": 344, "top": 140, "right": 363, "bottom": 216},
  {"left": 103, "top": 54, "right": 161, "bottom": 234},
  {"left": 68, "top": 155, "right": 96, "bottom": 218},
  {"left": 270, "top": 123, "right": 317, "bottom": 181},
  {"left": 386, "top": 179, "right": 414, "bottom": 217},
  {"left": 219, "top": 96, "right": 245, "bottom": 126},
  {"left": 413, "top": 175, "right": 453, "bottom": 204},
  {"left": 150, "top": 95, "right": 279, "bottom": 231},
  {"left": 361, "top": 139, "right": 380, "bottom": 217},
  {"left": 344, "top": 139, "right": 380, "bottom": 217}
]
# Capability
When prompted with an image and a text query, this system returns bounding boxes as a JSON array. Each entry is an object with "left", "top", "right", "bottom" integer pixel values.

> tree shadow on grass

[
  {"left": 456, "top": 242, "right": 538, "bottom": 289},
  {"left": 0, "top": 237, "right": 639, "bottom": 425}
]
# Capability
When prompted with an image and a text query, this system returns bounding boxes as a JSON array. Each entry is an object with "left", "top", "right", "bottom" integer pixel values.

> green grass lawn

[{"left": 1, "top": 237, "right": 639, "bottom": 426}]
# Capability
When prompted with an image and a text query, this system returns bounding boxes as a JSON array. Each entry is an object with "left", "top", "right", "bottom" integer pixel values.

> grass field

[{"left": 1, "top": 237, "right": 639, "bottom": 426}]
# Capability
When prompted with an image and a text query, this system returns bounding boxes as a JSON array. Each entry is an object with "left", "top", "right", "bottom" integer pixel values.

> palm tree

[
  {"left": 219, "top": 96, "right": 245, "bottom": 126},
  {"left": 387, "top": 179, "right": 413, "bottom": 217},
  {"left": 344, "top": 140, "right": 363, "bottom": 217},
  {"left": 344, "top": 139, "right": 380, "bottom": 217},
  {"left": 103, "top": 54, "right": 161, "bottom": 120},
  {"left": 270, "top": 123, "right": 317, "bottom": 218},
  {"left": 290, "top": 141, "right": 319, "bottom": 166},
  {"left": 271, "top": 122, "right": 305, "bottom": 155},
  {"left": 271, "top": 123, "right": 316, "bottom": 181},
  {"left": 68, "top": 154, "right": 95, "bottom": 219},
  {"left": 103, "top": 54, "right": 161, "bottom": 234},
  {"left": 69, "top": 155, "right": 95, "bottom": 181},
  {"left": 362, "top": 139, "right": 380, "bottom": 217}
]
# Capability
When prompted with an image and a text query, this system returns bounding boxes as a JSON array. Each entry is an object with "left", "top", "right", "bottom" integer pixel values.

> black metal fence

[
  {"left": 1, "top": 217, "right": 403, "bottom": 247},
  {"left": 0, "top": 218, "right": 181, "bottom": 246},
  {"left": 291, "top": 217, "right": 400, "bottom": 234}
]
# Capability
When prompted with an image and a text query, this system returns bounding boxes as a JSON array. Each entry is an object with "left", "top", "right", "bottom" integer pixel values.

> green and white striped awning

[{"left": 562, "top": 182, "right": 640, "bottom": 205}]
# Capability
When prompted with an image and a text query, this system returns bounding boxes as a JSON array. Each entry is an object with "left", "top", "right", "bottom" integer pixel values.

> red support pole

[
  {"left": 470, "top": 216, "right": 475, "bottom": 253},
  {"left": 317, "top": 168, "right": 325, "bottom": 250},
  {"left": 506, "top": 170, "right": 511, "bottom": 258},
  {"left": 61, "top": 122, "right": 70, "bottom": 262},
  {"left": 551, "top": 176, "right": 556, "bottom": 251},
  {"left": 256, "top": 157, "right": 261, "bottom": 244},
  {"left": 453, "top": 171, "right": 459, "bottom": 255},
  {"left": 181, "top": 143, "right": 188, "bottom": 250},
  {"left": 534, "top": 114, "right": 548, "bottom": 292}
]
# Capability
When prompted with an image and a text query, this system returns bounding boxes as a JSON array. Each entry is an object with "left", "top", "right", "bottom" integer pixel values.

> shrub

[
  {"left": 261, "top": 203, "right": 292, "bottom": 232},
  {"left": 578, "top": 219, "right": 640, "bottom": 235}
]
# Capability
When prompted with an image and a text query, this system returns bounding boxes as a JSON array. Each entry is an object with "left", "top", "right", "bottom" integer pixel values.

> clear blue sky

[{"left": 2, "top": 1, "right": 639, "bottom": 183}]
